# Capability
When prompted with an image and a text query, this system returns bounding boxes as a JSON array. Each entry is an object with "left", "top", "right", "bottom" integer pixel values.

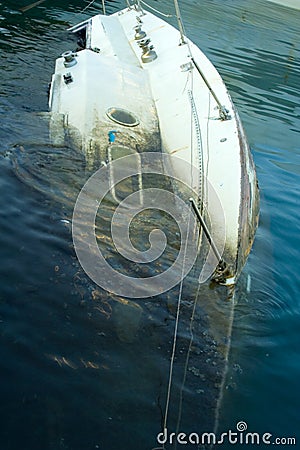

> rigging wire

[
  {"left": 160, "top": 203, "right": 194, "bottom": 448},
  {"left": 174, "top": 232, "right": 202, "bottom": 446},
  {"left": 205, "top": 92, "right": 212, "bottom": 211},
  {"left": 79, "top": 0, "right": 97, "bottom": 14},
  {"left": 188, "top": 88, "right": 204, "bottom": 208},
  {"left": 19, "top": 0, "right": 46, "bottom": 13},
  {"left": 156, "top": 1, "right": 205, "bottom": 444},
  {"left": 139, "top": 0, "right": 173, "bottom": 18},
  {"left": 173, "top": 0, "right": 230, "bottom": 120}
]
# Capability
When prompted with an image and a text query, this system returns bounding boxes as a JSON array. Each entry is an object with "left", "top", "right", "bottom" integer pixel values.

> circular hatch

[{"left": 106, "top": 107, "right": 139, "bottom": 127}]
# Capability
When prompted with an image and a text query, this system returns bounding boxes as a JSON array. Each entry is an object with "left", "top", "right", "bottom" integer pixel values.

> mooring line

[{"left": 161, "top": 202, "right": 194, "bottom": 448}]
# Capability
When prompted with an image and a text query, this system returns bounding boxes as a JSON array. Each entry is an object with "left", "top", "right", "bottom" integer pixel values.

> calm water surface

[{"left": 0, "top": 0, "right": 299, "bottom": 448}]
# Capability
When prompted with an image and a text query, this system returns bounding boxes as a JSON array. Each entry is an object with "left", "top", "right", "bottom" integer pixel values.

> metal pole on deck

[{"left": 173, "top": 0, "right": 186, "bottom": 45}]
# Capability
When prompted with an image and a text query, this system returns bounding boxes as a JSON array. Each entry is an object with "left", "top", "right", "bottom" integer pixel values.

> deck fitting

[
  {"left": 62, "top": 51, "right": 77, "bottom": 68},
  {"left": 138, "top": 38, "right": 157, "bottom": 63},
  {"left": 134, "top": 25, "right": 146, "bottom": 40}
]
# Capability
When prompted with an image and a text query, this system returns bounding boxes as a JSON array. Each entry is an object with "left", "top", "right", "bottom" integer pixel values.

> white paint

[
  {"left": 266, "top": 0, "right": 300, "bottom": 9},
  {"left": 49, "top": 6, "right": 258, "bottom": 274}
]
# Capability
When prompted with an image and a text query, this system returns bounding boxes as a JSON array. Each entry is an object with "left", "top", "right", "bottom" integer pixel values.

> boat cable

[
  {"left": 174, "top": 239, "right": 202, "bottom": 448},
  {"left": 182, "top": 67, "right": 203, "bottom": 210},
  {"left": 153, "top": 203, "right": 194, "bottom": 450},
  {"left": 152, "top": 212, "right": 203, "bottom": 450},
  {"left": 188, "top": 70, "right": 195, "bottom": 196},
  {"left": 139, "top": 0, "right": 173, "bottom": 18},
  {"left": 205, "top": 92, "right": 211, "bottom": 206},
  {"left": 19, "top": 0, "right": 46, "bottom": 13},
  {"left": 79, "top": 0, "right": 97, "bottom": 14},
  {"left": 171, "top": 0, "right": 231, "bottom": 121},
  {"left": 188, "top": 87, "right": 204, "bottom": 208}
]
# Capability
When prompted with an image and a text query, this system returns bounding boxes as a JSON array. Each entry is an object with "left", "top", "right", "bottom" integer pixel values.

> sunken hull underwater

[
  {"left": 49, "top": 3, "right": 259, "bottom": 284},
  {"left": 47, "top": 1, "right": 259, "bottom": 442}
]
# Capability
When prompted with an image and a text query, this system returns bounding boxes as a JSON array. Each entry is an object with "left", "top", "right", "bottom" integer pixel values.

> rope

[
  {"left": 78, "top": 0, "right": 97, "bottom": 14},
  {"left": 161, "top": 202, "right": 193, "bottom": 446},
  {"left": 139, "top": 0, "right": 173, "bottom": 17},
  {"left": 175, "top": 280, "right": 201, "bottom": 445},
  {"left": 188, "top": 88, "right": 204, "bottom": 208},
  {"left": 204, "top": 92, "right": 211, "bottom": 210},
  {"left": 189, "top": 71, "right": 194, "bottom": 198},
  {"left": 173, "top": 216, "right": 202, "bottom": 446},
  {"left": 101, "top": 0, "right": 106, "bottom": 15}
]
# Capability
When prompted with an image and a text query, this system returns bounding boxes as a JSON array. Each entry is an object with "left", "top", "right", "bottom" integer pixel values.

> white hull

[
  {"left": 49, "top": 4, "right": 259, "bottom": 282},
  {"left": 266, "top": 0, "right": 300, "bottom": 8}
]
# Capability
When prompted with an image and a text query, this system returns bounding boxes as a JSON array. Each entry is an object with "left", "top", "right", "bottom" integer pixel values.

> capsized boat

[{"left": 48, "top": 0, "right": 259, "bottom": 285}]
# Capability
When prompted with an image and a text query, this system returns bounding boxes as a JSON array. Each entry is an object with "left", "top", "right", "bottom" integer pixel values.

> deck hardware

[
  {"left": 180, "top": 62, "right": 193, "bottom": 72},
  {"left": 62, "top": 51, "right": 77, "bottom": 68},
  {"left": 191, "top": 57, "right": 231, "bottom": 121},
  {"left": 174, "top": 0, "right": 187, "bottom": 45},
  {"left": 138, "top": 38, "right": 157, "bottom": 63},
  {"left": 135, "top": 0, "right": 145, "bottom": 15},
  {"left": 189, "top": 198, "right": 232, "bottom": 284},
  {"left": 134, "top": 25, "right": 146, "bottom": 40},
  {"left": 219, "top": 106, "right": 231, "bottom": 121},
  {"left": 63, "top": 72, "right": 73, "bottom": 84}
]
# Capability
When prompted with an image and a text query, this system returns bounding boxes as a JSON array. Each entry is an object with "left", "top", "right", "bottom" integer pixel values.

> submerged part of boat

[
  {"left": 48, "top": 1, "right": 259, "bottom": 283},
  {"left": 44, "top": 0, "right": 260, "bottom": 442}
]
